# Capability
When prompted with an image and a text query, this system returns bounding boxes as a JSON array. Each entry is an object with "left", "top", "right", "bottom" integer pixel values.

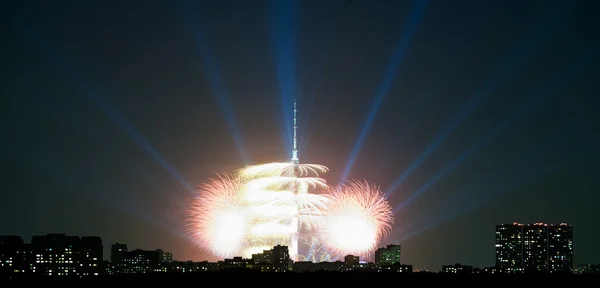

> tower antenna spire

[
  {"left": 290, "top": 98, "right": 300, "bottom": 262},
  {"left": 292, "top": 98, "right": 299, "bottom": 164}
]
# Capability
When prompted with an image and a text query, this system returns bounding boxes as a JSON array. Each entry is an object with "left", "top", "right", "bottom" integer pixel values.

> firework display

[
  {"left": 319, "top": 180, "right": 394, "bottom": 259},
  {"left": 187, "top": 99, "right": 394, "bottom": 261},
  {"left": 187, "top": 162, "right": 394, "bottom": 260},
  {"left": 187, "top": 175, "right": 248, "bottom": 258}
]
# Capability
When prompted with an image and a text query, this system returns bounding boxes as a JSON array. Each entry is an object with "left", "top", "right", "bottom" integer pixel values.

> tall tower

[
  {"left": 290, "top": 98, "right": 299, "bottom": 262},
  {"left": 292, "top": 98, "right": 299, "bottom": 166}
]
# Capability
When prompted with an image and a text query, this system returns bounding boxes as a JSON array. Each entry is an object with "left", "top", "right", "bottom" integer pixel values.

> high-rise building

[
  {"left": 110, "top": 243, "right": 128, "bottom": 274},
  {"left": 495, "top": 223, "right": 524, "bottom": 272},
  {"left": 78, "top": 236, "right": 103, "bottom": 276},
  {"left": 495, "top": 223, "right": 573, "bottom": 273},
  {"left": 548, "top": 223, "right": 573, "bottom": 273},
  {"left": 375, "top": 244, "right": 401, "bottom": 267},
  {"left": 523, "top": 223, "right": 549, "bottom": 272},
  {"left": 271, "top": 245, "right": 290, "bottom": 272}
]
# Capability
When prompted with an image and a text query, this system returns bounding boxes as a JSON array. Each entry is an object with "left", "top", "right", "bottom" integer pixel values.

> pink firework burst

[{"left": 319, "top": 180, "right": 394, "bottom": 260}]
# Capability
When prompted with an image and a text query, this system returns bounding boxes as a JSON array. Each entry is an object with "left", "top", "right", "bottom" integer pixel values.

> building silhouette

[
  {"left": 110, "top": 243, "right": 127, "bottom": 263},
  {"left": 221, "top": 245, "right": 290, "bottom": 272},
  {"left": 110, "top": 243, "right": 127, "bottom": 273},
  {"left": 270, "top": 245, "right": 290, "bottom": 272},
  {"left": 251, "top": 249, "right": 272, "bottom": 265},
  {"left": 344, "top": 255, "right": 359, "bottom": 265}
]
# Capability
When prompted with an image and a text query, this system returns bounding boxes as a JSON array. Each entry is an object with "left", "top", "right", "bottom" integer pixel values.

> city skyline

[
  {"left": 0, "top": 221, "right": 584, "bottom": 273},
  {"left": 2, "top": 0, "right": 599, "bottom": 270}
]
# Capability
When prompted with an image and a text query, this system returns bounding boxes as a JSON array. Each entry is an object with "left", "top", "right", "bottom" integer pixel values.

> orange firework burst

[{"left": 318, "top": 180, "right": 394, "bottom": 259}]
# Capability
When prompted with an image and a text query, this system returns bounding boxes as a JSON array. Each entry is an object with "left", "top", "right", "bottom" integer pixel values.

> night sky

[{"left": 2, "top": 0, "right": 599, "bottom": 270}]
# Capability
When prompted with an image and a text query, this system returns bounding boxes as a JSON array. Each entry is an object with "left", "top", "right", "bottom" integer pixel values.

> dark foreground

[{"left": 1, "top": 272, "right": 598, "bottom": 286}]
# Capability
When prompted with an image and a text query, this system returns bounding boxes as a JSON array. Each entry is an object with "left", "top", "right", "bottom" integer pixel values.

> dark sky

[{"left": 2, "top": 0, "right": 599, "bottom": 270}]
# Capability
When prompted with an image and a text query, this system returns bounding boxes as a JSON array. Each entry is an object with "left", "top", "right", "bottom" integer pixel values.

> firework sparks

[
  {"left": 187, "top": 163, "right": 331, "bottom": 259},
  {"left": 186, "top": 174, "right": 249, "bottom": 258},
  {"left": 187, "top": 163, "right": 394, "bottom": 261},
  {"left": 237, "top": 162, "right": 328, "bottom": 179},
  {"left": 318, "top": 180, "right": 394, "bottom": 259},
  {"left": 299, "top": 234, "right": 332, "bottom": 262}
]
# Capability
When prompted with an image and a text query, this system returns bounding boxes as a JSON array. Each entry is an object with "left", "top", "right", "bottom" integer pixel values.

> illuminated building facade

[
  {"left": 161, "top": 251, "right": 173, "bottom": 263},
  {"left": 109, "top": 244, "right": 170, "bottom": 274},
  {"left": 221, "top": 256, "right": 251, "bottom": 269},
  {"left": 122, "top": 249, "right": 161, "bottom": 274},
  {"left": 78, "top": 236, "right": 103, "bottom": 276},
  {"left": 227, "top": 245, "right": 289, "bottom": 272},
  {"left": 0, "top": 236, "right": 31, "bottom": 274},
  {"left": 30, "top": 234, "right": 103, "bottom": 276},
  {"left": 30, "top": 234, "right": 76, "bottom": 275},
  {"left": 548, "top": 223, "right": 573, "bottom": 273},
  {"left": 523, "top": 223, "right": 549, "bottom": 272},
  {"left": 576, "top": 264, "right": 600, "bottom": 274},
  {"left": 495, "top": 223, "right": 573, "bottom": 273},
  {"left": 495, "top": 223, "right": 524, "bottom": 272},
  {"left": 375, "top": 244, "right": 401, "bottom": 267},
  {"left": 442, "top": 263, "right": 473, "bottom": 274},
  {"left": 0, "top": 234, "right": 103, "bottom": 276}
]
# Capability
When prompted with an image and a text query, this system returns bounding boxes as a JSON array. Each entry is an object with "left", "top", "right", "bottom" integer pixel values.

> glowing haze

[{"left": 187, "top": 162, "right": 394, "bottom": 260}]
